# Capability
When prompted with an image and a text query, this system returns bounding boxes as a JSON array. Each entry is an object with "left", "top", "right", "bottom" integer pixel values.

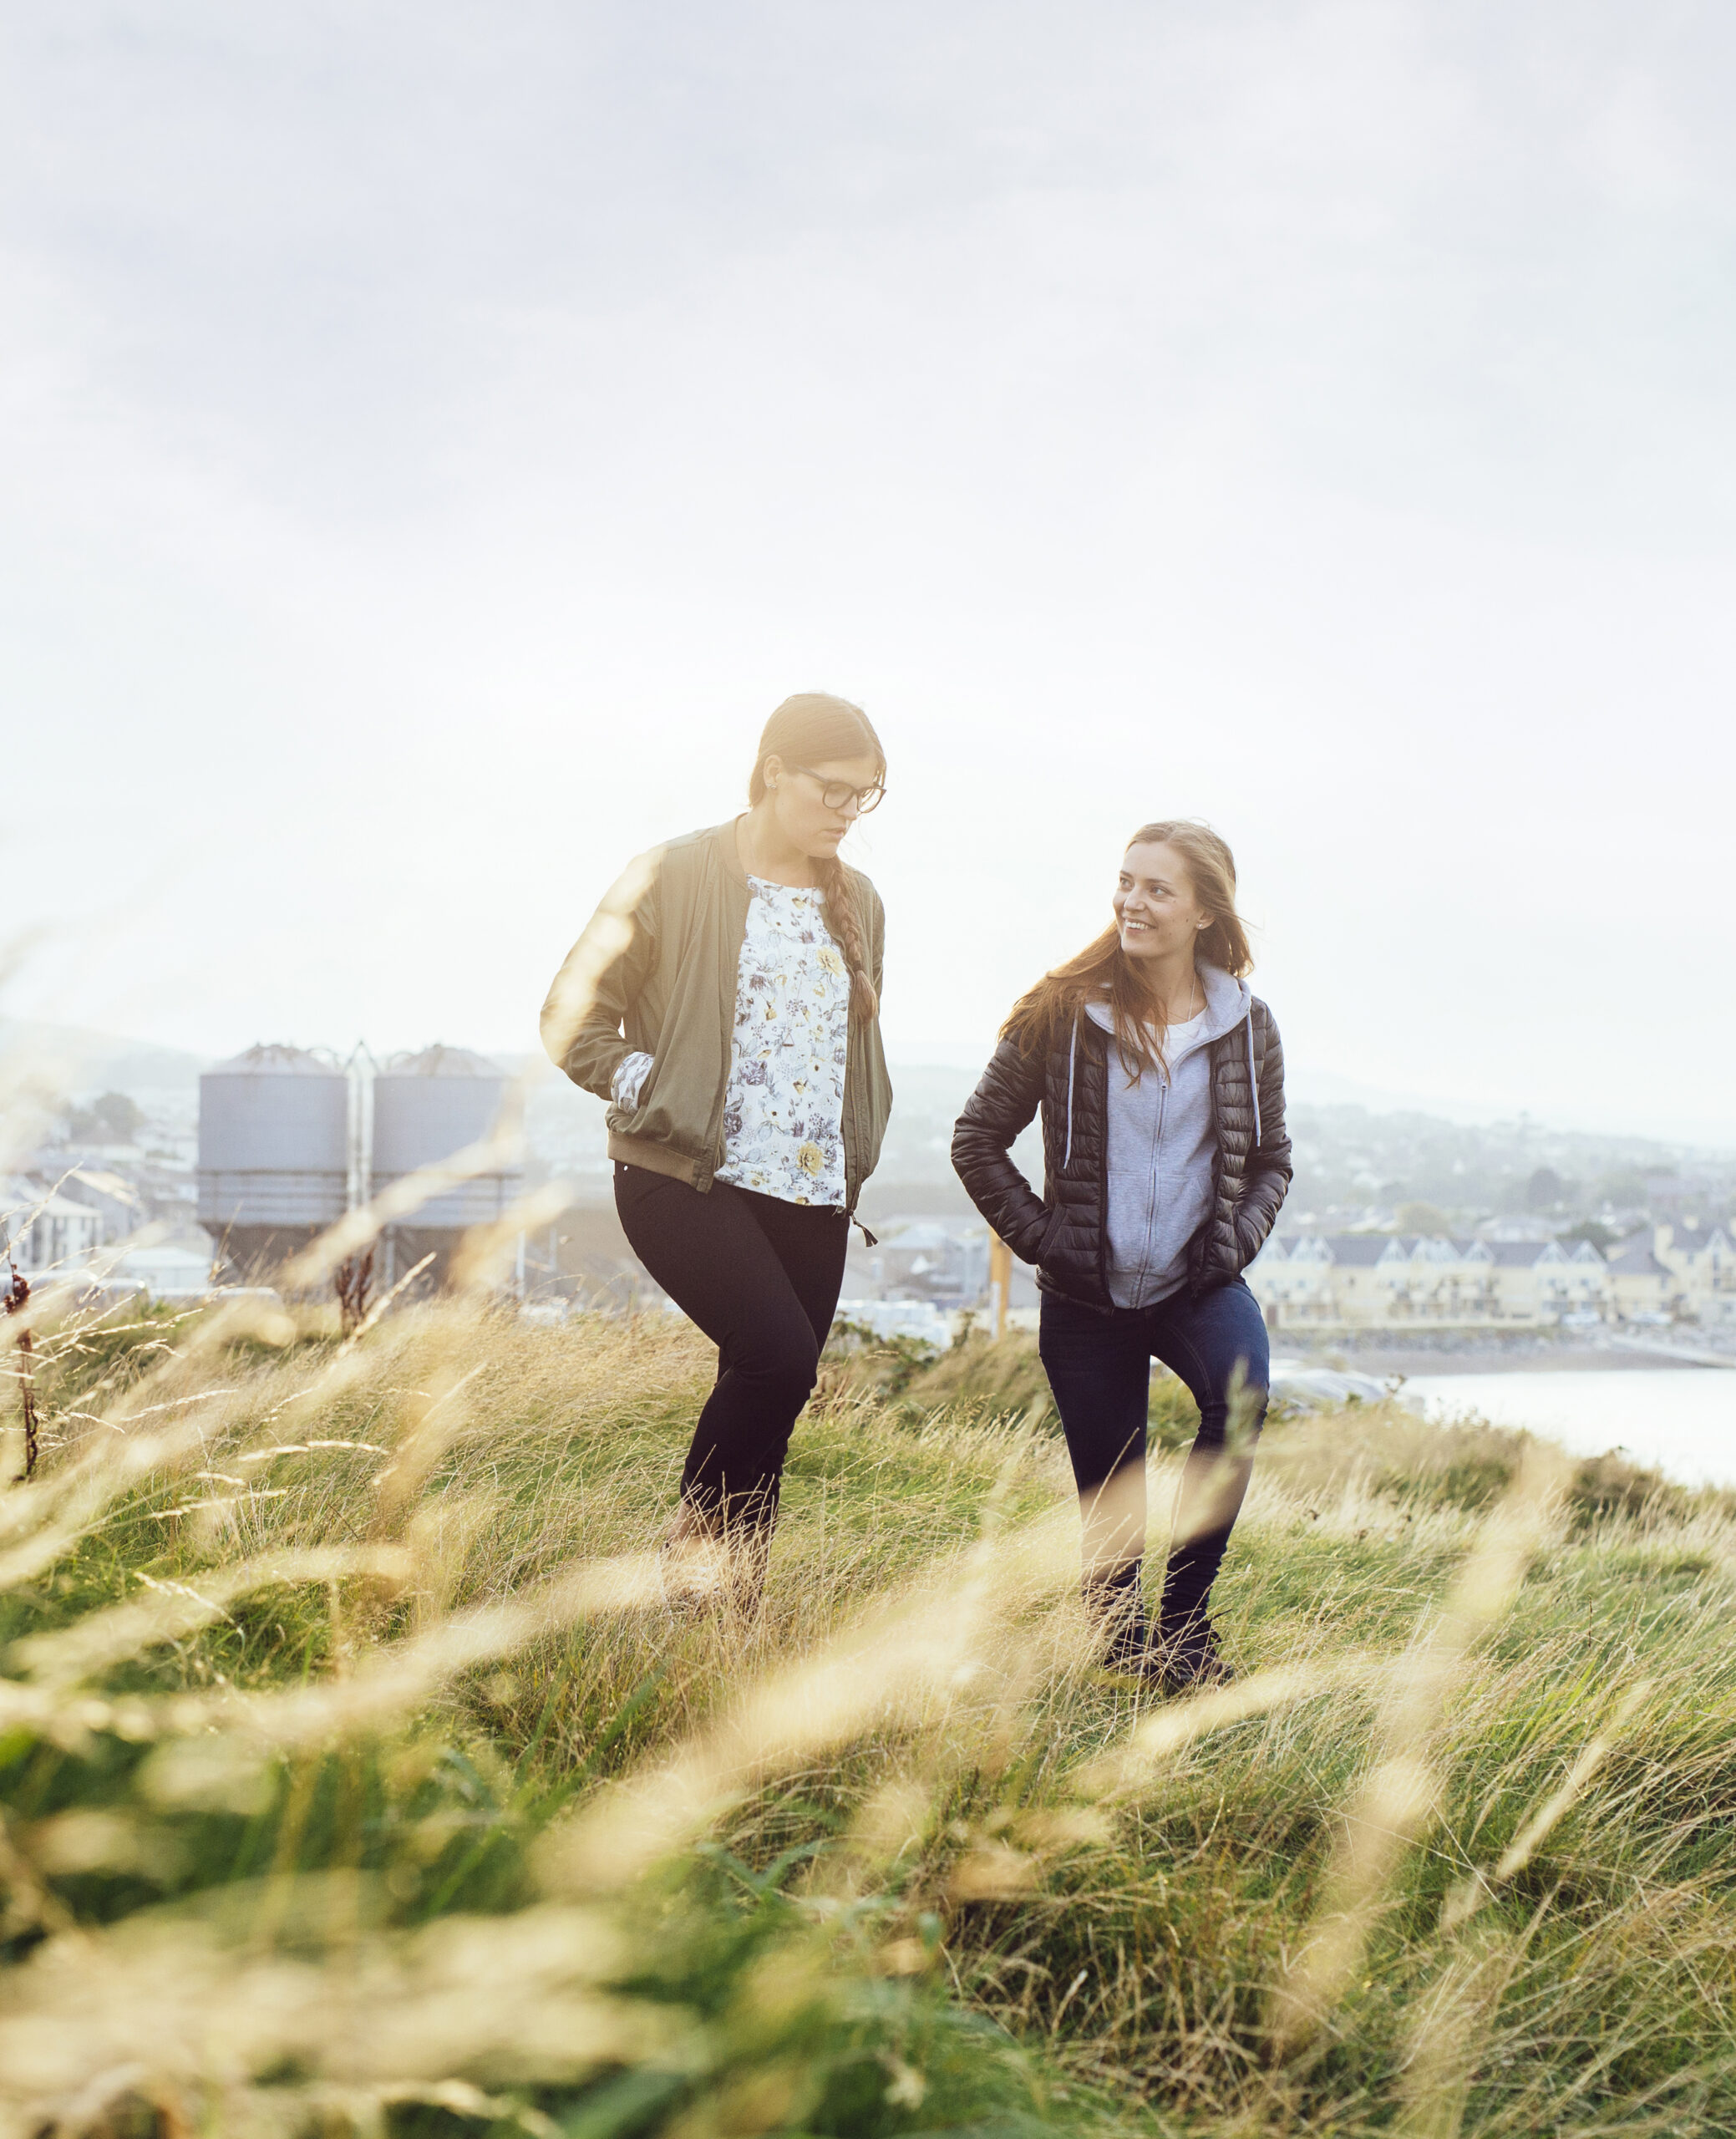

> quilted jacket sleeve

[
  {"left": 1236, "top": 1008, "right": 1293, "bottom": 1257},
  {"left": 952, "top": 1038, "right": 1051, "bottom": 1263},
  {"left": 540, "top": 848, "right": 662, "bottom": 1103}
]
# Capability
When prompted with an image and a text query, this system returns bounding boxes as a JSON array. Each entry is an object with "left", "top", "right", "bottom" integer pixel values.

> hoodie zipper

[{"left": 1138, "top": 1064, "right": 1168, "bottom": 1305}]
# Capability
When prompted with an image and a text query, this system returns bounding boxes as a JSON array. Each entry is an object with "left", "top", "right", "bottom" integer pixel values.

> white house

[
  {"left": 111, "top": 1242, "right": 220, "bottom": 1297},
  {"left": 1, "top": 1181, "right": 103, "bottom": 1277},
  {"left": 1605, "top": 1237, "right": 1675, "bottom": 1323},
  {"left": 1653, "top": 1221, "right": 1736, "bottom": 1323},
  {"left": 59, "top": 1167, "right": 145, "bottom": 1245}
]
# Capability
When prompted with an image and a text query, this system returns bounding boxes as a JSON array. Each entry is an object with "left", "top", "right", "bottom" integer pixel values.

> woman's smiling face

[{"left": 1113, "top": 840, "right": 1210, "bottom": 966}]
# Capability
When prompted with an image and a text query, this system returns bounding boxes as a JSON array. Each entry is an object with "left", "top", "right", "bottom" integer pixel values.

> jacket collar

[
  {"left": 713, "top": 818, "right": 750, "bottom": 889},
  {"left": 1195, "top": 962, "right": 1253, "bottom": 1043},
  {"left": 1084, "top": 963, "right": 1251, "bottom": 1051}
]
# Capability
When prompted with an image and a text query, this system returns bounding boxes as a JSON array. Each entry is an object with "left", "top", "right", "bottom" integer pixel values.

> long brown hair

[
  {"left": 1005, "top": 820, "right": 1252, "bottom": 1077},
  {"left": 748, "top": 693, "right": 886, "bottom": 1022}
]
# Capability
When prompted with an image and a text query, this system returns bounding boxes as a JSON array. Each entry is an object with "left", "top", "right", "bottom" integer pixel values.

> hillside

[
  {"left": 0, "top": 1018, "right": 209, "bottom": 1097},
  {"left": 526, "top": 1054, "right": 1735, "bottom": 1222},
  {"left": 0, "top": 1297, "right": 1733, "bottom": 2136}
]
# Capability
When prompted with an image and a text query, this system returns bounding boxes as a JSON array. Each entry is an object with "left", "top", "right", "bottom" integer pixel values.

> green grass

[{"left": 1, "top": 1297, "right": 1734, "bottom": 2136}]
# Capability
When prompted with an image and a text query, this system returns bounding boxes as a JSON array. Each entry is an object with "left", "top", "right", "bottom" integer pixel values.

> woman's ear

[{"left": 761, "top": 753, "right": 784, "bottom": 793}]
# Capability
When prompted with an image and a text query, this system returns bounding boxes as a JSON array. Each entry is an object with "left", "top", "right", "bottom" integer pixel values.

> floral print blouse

[{"left": 713, "top": 876, "right": 851, "bottom": 1207}]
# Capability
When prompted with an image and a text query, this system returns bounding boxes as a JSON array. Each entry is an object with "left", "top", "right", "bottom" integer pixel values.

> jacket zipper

[
  {"left": 700, "top": 861, "right": 751, "bottom": 1191},
  {"left": 1062, "top": 1013, "right": 1079, "bottom": 1169}
]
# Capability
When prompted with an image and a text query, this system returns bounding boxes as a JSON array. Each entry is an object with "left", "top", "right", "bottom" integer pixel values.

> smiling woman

[
  {"left": 540, "top": 694, "right": 892, "bottom": 1611},
  {"left": 952, "top": 820, "right": 1291, "bottom": 1694}
]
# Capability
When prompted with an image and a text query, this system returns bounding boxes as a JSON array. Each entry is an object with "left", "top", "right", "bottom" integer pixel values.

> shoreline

[{"left": 1305, "top": 1345, "right": 1711, "bottom": 1378}]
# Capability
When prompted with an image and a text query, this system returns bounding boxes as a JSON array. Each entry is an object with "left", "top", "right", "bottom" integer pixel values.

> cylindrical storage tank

[
  {"left": 197, "top": 1044, "right": 349, "bottom": 1279},
  {"left": 371, "top": 1046, "right": 522, "bottom": 1287}
]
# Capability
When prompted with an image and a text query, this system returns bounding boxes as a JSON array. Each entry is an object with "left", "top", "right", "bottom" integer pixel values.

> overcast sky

[{"left": 3, "top": 3, "right": 1733, "bottom": 1139}]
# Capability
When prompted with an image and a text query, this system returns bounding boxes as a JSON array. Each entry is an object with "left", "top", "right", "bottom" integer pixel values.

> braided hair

[{"left": 747, "top": 693, "right": 885, "bottom": 1022}]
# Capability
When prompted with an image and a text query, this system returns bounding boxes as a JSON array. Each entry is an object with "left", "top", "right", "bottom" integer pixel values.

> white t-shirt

[{"left": 1160, "top": 1009, "right": 1207, "bottom": 1071}]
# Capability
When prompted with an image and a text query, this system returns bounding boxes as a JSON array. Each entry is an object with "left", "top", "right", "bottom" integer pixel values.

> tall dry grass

[{"left": 0, "top": 1276, "right": 1733, "bottom": 2138}]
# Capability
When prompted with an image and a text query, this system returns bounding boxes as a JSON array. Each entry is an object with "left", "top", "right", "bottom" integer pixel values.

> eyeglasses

[{"left": 790, "top": 765, "right": 886, "bottom": 814}]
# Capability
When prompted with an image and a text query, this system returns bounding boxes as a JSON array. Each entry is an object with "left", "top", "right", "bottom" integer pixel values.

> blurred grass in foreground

[{"left": 0, "top": 1293, "right": 1733, "bottom": 2138}]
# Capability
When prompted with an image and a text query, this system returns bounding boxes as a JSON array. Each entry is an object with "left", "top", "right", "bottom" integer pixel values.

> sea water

[{"left": 1401, "top": 1369, "right": 1736, "bottom": 1489}]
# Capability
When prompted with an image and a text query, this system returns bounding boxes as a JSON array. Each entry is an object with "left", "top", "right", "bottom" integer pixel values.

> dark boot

[
  {"left": 1155, "top": 1440, "right": 1252, "bottom": 1689},
  {"left": 725, "top": 1517, "right": 773, "bottom": 1620},
  {"left": 1085, "top": 1567, "right": 1167, "bottom": 1685},
  {"left": 1152, "top": 1611, "right": 1235, "bottom": 1693}
]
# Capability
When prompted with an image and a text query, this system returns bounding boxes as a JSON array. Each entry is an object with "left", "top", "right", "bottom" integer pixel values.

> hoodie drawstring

[{"left": 1246, "top": 1009, "right": 1262, "bottom": 1150}]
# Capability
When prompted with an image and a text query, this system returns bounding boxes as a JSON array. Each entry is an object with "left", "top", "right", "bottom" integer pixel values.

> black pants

[
  {"left": 614, "top": 1163, "right": 849, "bottom": 1527},
  {"left": 1038, "top": 1278, "right": 1270, "bottom": 1633}
]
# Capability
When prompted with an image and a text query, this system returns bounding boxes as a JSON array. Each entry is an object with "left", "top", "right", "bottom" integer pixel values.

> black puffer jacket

[{"left": 952, "top": 998, "right": 1292, "bottom": 1311}]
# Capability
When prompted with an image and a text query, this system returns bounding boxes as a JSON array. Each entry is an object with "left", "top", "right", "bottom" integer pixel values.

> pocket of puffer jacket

[{"left": 1033, "top": 1203, "right": 1069, "bottom": 1268}]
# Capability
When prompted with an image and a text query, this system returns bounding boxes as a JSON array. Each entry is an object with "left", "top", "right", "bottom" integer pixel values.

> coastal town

[
  {"left": 1246, "top": 1220, "right": 1732, "bottom": 1334},
  {"left": 4, "top": 1030, "right": 1733, "bottom": 1354}
]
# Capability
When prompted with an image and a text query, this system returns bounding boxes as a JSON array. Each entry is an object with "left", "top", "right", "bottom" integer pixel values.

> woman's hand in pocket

[
  {"left": 611, "top": 1051, "right": 655, "bottom": 1112},
  {"left": 1030, "top": 1203, "right": 1068, "bottom": 1270}
]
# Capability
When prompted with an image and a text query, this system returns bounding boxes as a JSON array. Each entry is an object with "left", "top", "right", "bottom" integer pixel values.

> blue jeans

[{"left": 1038, "top": 1278, "right": 1270, "bottom": 1633}]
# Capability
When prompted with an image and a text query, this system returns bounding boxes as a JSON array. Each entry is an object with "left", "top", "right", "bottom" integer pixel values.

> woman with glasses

[
  {"left": 541, "top": 694, "right": 891, "bottom": 1613},
  {"left": 952, "top": 821, "right": 1290, "bottom": 1691}
]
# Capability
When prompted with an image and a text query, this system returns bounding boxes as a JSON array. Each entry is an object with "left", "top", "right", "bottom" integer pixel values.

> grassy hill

[{"left": 0, "top": 1298, "right": 1733, "bottom": 2137}]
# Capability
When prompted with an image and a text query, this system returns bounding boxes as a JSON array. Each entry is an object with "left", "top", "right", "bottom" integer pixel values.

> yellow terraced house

[{"left": 1246, "top": 1222, "right": 1734, "bottom": 1333}]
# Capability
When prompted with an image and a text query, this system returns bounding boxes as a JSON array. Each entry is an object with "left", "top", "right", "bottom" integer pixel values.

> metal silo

[
  {"left": 370, "top": 1045, "right": 522, "bottom": 1287},
  {"left": 197, "top": 1044, "right": 350, "bottom": 1279}
]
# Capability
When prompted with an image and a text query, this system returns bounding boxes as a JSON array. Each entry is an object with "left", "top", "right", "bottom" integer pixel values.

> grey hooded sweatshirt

[{"left": 1086, "top": 963, "right": 1253, "bottom": 1310}]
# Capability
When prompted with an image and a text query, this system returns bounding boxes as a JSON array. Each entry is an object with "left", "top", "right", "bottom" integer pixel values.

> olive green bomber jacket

[{"left": 540, "top": 821, "right": 892, "bottom": 1210}]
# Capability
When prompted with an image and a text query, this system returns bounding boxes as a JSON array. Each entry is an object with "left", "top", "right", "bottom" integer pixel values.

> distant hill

[
  {"left": 7, "top": 1029, "right": 1728, "bottom": 1234},
  {"left": 1285, "top": 1066, "right": 1736, "bottom": 1150},
  {"left": 0, "top": 1019, "right": 209, "bottom": 1098}
]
